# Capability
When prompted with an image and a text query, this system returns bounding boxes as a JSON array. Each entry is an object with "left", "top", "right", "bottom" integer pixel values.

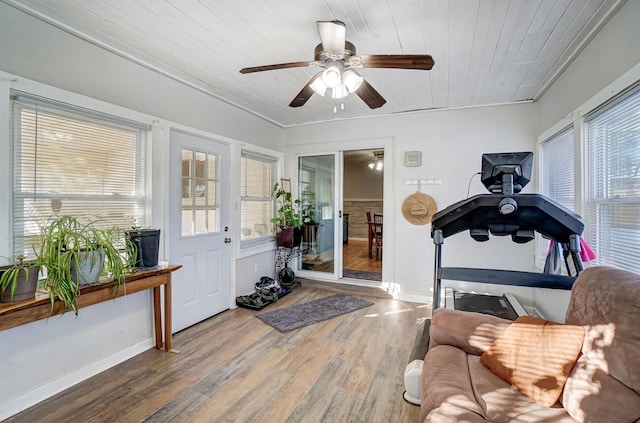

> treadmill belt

[{"left": 453, "top": 292, "right": 518, "bottom": 320}]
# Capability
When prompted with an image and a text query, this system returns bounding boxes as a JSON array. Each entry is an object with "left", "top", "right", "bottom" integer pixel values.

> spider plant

[
  {"left": 0, "top": 254, "right": 40, "bottom": 303},
  {"left": 36, "top": 216, "right": 134, "bottom": 315}
]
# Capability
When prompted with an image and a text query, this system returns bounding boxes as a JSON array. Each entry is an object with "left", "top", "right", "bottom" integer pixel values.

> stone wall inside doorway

[{"left": 344, "top": 200, "right": 383, "bottom": 239}]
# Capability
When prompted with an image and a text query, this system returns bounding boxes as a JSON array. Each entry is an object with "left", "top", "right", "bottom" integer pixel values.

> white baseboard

[
  {"left": 0, "top": 338, "right": 154, "bottom": 421},
  {"left": 398, "top": 293, "right": 432, "bottom": 305}
]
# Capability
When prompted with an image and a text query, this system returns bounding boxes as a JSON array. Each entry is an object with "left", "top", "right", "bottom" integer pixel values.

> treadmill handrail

[
  {"left": 439, "top": 267, "right": 575, "bottom": 290},
  {"left": 431, "top": 193, "right": 584, "bottom": 243}
]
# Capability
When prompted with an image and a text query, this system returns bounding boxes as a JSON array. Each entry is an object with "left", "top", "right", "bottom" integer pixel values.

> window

[
  {"left": 240, "top": 152, "right": 276, "bottom": 247},
  {"left": 181, "top": 148, "right": 218, "bottom": 236},
  {"left": 584, "top": 87, "right": 640, "bottom": 273},
  {"left": 12, "top": 93, "right": 148, "bottom": 257},
  {"left": 541, "top": 128, "right": 575, "bottom": 211}
]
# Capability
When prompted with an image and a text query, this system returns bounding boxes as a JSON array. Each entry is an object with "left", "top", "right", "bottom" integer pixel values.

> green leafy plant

[
  {"left": 300, "top": 188, "right": 318, "bottom": 225},
  {"left": 0, "top": 254, "right": 40, "bottom": 302},
  {"left": 36, "top": 216, "right": 134, "bottom": 315},
  {"left": 270, "top": 182, "right": 302, "bottom": 231}
]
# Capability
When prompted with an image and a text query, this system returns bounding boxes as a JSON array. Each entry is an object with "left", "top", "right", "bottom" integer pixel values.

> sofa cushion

[
  {"left": 429, "top": 308, "right": 511, "bottom": 355},
  {"left": 480, "top": 316, "right": 585, "bottom": 407},
  {"left": 421, "top": 345, "right": 486, "bottom": 422},
  {"left": 561, "top": 354, "right": 640, "bottom": 423},
  {"left": 564, "top": 266, "right": 640, "bottom": 395},
  {"left": 425, "top": 404, "right": 490, "bottom": 423},
  {"left": 467, "top": 355, "right": 576, "bottom": 423}
]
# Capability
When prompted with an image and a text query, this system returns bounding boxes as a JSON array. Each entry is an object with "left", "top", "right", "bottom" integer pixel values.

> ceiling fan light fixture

[
  {"left": 330, "top": 83, "right": 349, "bottom": 99},
  {"left": 342, "top": 69, "right": 363, "bottom": 93},
  {"left": 368, "top": 150, "right": 384, "bottom": 171},
  {"left": 309, "top": 77, "right": 328, "bottom": 96},
  {"left": 322, "top": 65, "right": 342, "bottom": 88}
]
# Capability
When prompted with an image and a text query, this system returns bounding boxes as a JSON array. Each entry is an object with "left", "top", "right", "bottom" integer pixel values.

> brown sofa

[{"left": 420, "top": 266, "right": 640, "bottom": 423}]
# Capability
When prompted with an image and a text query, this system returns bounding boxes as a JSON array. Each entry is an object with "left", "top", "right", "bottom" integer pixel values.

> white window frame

[
  {"left": 540, "top": 126, "right": 576, "bottom": 211},
  {"left": 240, "top": 150, "right": 277, "bottom": 249}
]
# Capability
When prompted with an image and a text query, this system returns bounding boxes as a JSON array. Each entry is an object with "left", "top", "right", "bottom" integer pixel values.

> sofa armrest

[{"left": 429, "top": 308, "right": 512, "bottom": 356}]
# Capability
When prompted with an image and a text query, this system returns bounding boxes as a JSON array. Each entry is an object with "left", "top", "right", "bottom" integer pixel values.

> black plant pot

[
  {"left": 276, "top": 227, "right": 302, "bottom": 248},
  {"left": 126, "top": 229, "right": 161, "bottom": 268}
]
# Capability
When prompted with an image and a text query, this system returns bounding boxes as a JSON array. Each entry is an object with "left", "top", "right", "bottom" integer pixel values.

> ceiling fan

[
  {"left": 239, "top": 20, "right": 434, "bottom": 109},
  {"left": 368, "top": 150, "right": 384, "bottom": 171}
]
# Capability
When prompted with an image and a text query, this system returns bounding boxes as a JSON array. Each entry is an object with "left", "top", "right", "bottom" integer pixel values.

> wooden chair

[
  {"left": 373, "top": 214, "right": 383, "bottom": 260},
  {"left": 366, "top": 212, "right": 383, "bottom": 260}
]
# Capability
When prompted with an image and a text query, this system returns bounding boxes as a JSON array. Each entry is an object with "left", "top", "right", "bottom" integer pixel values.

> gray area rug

[
  {"left": 342, "top": 269, "right": 382, "bottom": 281},
  {"left": 256, "top": 293, "right": 374, "bottom": 333}
]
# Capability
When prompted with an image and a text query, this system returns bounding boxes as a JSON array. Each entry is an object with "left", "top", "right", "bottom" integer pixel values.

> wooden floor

[
  {"left": 302, "top": 239, "right": 382, "bottom": 275},
  {"left": 343, "top": 239, "right": 382, "bottom": 273},
  {"left": 7, "top": 283, "right": 430, "bottom": 423}
]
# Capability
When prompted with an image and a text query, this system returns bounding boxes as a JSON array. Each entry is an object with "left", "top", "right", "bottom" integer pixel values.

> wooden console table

[{"left": 0, "top": 264, "right": 181, "bottom": 353}]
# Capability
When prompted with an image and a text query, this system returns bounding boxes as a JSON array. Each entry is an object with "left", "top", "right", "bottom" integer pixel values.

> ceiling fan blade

[
  {"left": 355, "top": 79, "right": 386, "bottom": 109},
  {"left": 240, "top": 61, "right": 311, "bottom": 74},
  {"left": 317, "top": 21, "right": 346, "bottom": 56},
  {"left": 359, "top": 54, "right": 435, "bottom": 70},
  {"left": 289, "top": 73, "right": 322, "bottom": 108}
]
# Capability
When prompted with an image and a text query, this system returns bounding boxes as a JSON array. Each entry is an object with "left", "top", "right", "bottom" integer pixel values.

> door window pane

[
  {"left": 299, "top": 155, "right": 335, "bottom": 274},
  {"left": 181, "top": 148, "right": 218, "bottom": 236}
]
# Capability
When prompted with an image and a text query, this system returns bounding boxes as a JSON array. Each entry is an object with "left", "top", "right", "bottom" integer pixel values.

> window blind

[
  {"left": 585, "top": 87, "right": 640, "bottom": 273},
  {"left": 240, "top": 151, "right": 276, "bottom": 247},
  {"left": 12, "top": 94, "right": 149, "bottom": 257},
  {"left": 541, "top": 127, "right": 575, "bottom": 211}
]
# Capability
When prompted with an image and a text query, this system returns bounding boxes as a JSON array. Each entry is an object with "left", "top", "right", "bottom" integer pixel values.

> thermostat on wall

[{"left": 405, "top": 151, "right": 422, "bottom": 167}]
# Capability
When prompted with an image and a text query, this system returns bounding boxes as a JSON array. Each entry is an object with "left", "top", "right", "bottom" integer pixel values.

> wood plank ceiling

[{"left": 4, "top": 0, "right": 625, "bottom": 127}]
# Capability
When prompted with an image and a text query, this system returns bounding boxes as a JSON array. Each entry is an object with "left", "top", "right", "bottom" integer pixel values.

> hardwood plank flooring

[
  {"left": 343, "top": 239, "right": 382, "bottom": 273},
  {"left": 6, "top": 284, "right": 430, "bottom": 423}
]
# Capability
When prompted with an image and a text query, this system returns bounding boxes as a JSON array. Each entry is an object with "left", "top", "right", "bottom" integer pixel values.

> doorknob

[{"left": 224, "top": 237, "right": 231, "bottom": 244}]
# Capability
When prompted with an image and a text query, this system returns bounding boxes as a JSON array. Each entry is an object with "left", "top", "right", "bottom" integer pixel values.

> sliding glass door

[{"left": 298, "top": 154, "right": 339, "bottom": 277}]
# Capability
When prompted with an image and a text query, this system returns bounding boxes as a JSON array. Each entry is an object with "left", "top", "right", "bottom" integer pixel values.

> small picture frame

[{"left": 405, "top": 151, "right": 422, "bottom": 167}]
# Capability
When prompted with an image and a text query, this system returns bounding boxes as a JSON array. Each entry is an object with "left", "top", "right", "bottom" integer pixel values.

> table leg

[
  {"left": 152, "top": 286, "right": 162, "bottom": 349},
  {"left": 368, "top": 225, "right": 373, "bottom": 259},
  {"left": 164, "top": 277, "right": 174, "bottom": 352}
]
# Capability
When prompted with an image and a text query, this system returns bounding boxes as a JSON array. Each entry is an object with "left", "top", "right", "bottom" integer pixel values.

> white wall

[
  {"left": 344, "top": 157, "right": 384, "bottom": 200},
  {"left": 285, "top": 103, "right": 538, "bottom": 302},
  {"left": 0, "top": 4, "right": 284, "bottom": 419},
  {"left": 235, "top": 252, "right": 278, "bottom": 296},
  {"left": 536, "top": 0, "right": 640, "bottom": 133}
]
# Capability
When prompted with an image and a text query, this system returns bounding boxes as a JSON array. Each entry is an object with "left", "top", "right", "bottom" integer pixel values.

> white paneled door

[{"left": 169, "top": 130, "right": 230, "bottom": 332}]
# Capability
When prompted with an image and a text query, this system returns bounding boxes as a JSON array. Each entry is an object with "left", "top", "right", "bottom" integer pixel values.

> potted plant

[
  {"left": 270, "top": 180, "right": 302, "bottom": 248},
  {"left": 125, "top": 226, "right": 161, "bottom": 269},
  {"left": 0, "top": 255, "right": 40, "bottom": 303},
  {"left": 300, "top": 187, "right": 319, "bottom": 251},
  {"left": 36, "top": 216, "right": 132, "bottom": 315}
]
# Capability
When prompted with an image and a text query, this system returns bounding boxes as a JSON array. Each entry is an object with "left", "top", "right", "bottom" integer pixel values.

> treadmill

[{"left": 430, "top": 152, "right": 584, "bottom": 310}]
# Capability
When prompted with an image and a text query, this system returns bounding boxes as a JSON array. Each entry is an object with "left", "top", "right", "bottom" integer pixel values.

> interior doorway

[{"left": 342, "top": 149, "right": 384, "bottom": 281}]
